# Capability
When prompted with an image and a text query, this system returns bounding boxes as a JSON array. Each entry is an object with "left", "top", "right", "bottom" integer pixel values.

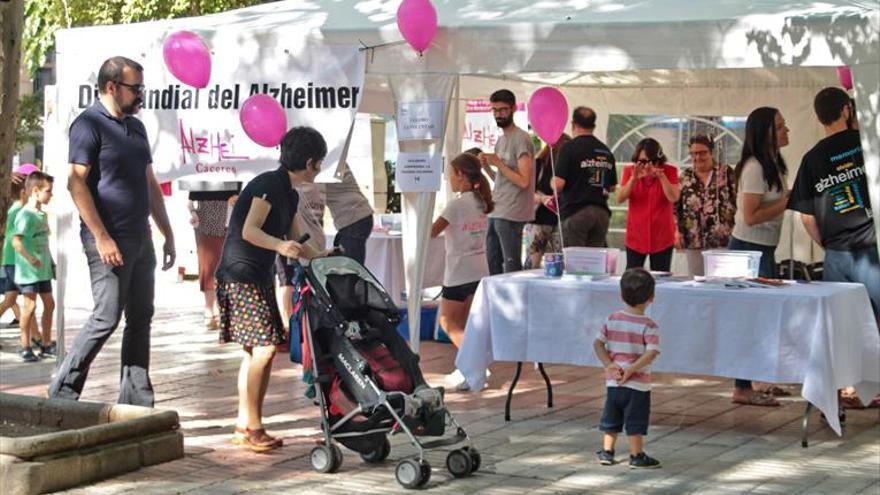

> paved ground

[{"left": 1, "top": 276, "right": 878, "bottom": 494}]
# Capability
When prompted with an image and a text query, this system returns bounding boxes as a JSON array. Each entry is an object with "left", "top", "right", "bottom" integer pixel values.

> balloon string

[{"left": 548, "top": 145, "right": 566, "bottom": 251}]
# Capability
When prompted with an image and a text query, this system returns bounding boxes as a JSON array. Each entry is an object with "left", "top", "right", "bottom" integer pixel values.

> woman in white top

[
  {"left": 431, "top": 152, "right": 494, "bottom": 391},
  {"left": 728, "top": 106, "right": 791, "bottom": 407}
]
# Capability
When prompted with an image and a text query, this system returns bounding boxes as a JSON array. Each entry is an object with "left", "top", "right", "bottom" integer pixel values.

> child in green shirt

[
  {"left": 1, "top": 177, "right": 24, "bottom": 330},
  {"left": 12, "top": 172, "right": 56, "bottom": 361}
]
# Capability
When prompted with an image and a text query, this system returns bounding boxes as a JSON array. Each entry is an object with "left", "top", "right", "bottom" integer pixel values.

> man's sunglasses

[{"left": 115, "top": 81, "right": 145, "bottom": 93}]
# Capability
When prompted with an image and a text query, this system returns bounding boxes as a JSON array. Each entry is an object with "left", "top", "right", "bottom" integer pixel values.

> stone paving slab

[{"left": 0, "top": 277, "right": 878, "bottom": 494}]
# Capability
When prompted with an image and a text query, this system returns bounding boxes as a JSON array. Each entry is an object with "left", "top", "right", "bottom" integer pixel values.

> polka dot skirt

[{"left": 217, "top": 282, "right": 286, "bottom": 347}]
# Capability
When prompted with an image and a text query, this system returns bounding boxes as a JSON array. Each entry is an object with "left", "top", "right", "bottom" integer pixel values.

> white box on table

[
  {"left": 703, "top": 249, "right": 762, "bottom": 278},
  {"left": 562, "top": 247, "right": 619, "bottom": 275}
]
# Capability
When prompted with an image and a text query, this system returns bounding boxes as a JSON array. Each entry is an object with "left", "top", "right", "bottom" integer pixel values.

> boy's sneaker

[
  {"left": 629, "top": 452, "right": 661, "bottom": 469},
  {"left": 18, "top": 347, "right": 39, "bottom": 362},
  {"left": 39, "top": 341, "right": 58, "bottom": 358},
  {"left": 596, "top": 449, "right": 615, "bottom": 465}
]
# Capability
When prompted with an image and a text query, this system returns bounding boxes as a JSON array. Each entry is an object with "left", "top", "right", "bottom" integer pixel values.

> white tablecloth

[
  {"left": 457, "top": 271, "right": 880, "bottom": 435},
  {"left": 327, "top": 232, "right": 445, "bottom": 306}
]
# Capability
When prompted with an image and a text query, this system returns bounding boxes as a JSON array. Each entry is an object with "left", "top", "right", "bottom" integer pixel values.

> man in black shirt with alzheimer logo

[
  {"left": 552, "top": 106, "right": 617, "bottom": 247},
  {"left": 788, "top": 87, "right": 878, "bottom": 316}
]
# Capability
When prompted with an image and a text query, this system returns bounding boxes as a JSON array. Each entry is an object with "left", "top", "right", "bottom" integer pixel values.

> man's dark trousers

[{"left": 49, "top": 232, "right": 157, "bottom": 406}]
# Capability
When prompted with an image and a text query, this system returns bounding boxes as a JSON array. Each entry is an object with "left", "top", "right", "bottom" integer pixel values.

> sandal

[
  {"left": 231, "top": 427, "right": 282, "bottom": 452},
  {"left": 204, "top": 315, "right": 219, "bottom": 330},
  {"left": 732, "top": 392, "right": 779, "bottom": 407}
]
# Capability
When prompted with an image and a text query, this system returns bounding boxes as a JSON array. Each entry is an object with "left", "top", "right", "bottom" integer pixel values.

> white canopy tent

[{"left": 47, "top": 1, "right": 879, "bottom": 352}]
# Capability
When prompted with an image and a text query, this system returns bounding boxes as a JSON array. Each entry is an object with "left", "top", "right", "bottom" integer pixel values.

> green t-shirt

[
  {"left": 12, "top": 206, "right": 53, "bottom": 285},
  {"left": 3, "top": 202, "right": 23, "bottom": 266}
]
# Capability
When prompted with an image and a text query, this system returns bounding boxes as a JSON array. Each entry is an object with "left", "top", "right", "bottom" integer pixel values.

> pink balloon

[
  {"left": 837, "top": 66, "right": 853, "bottom": 91},
  {"left": 15, "top": 163, "right": 38, "bottom": 175},
  {"left": 397, "top": 0, "right": 438, "bottom": 54},
  {"left": 528, "top": 87, "right": 569, "bottom": 146},
  {"left": 163, "top": 31, "right": 211, "bottom": 88},
  {"left": 240, "top": 94, "right": 287, "bottom": 148}
]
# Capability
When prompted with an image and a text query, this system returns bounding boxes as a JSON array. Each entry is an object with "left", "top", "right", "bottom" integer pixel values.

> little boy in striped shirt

[{"left": 593, "top": 267, "right": 661, "bottom": 468}]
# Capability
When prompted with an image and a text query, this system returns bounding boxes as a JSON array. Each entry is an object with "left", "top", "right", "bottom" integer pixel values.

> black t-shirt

[
  {"left": 188, "top": 190, "right": 239, "bottom": 202},
  {"left": 533, "top": 158, "right": 557, "bottom": 226},
  {"left": 68, "top": 102, "right": 152, "bottom": 239},
  {"left": 216, "top": 167, "right": 299, "bottom": 286},
  {"left": 788, "top": 129, "right": 875, "bottom": 250},
  {"left": 554, "top": 135, "right": 617, "bottom": 219}
]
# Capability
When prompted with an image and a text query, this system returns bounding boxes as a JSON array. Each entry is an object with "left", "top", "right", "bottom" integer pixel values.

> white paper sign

[
  {"left": 396, "top": 152, "right": 442, "bottom": 192},
  {"left": 396, "top": 100, "right": 446, "bottom": 141}
]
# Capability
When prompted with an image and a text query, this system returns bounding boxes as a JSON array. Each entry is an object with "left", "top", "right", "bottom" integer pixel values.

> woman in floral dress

[{"left": 674, "top": 135, "right": 737, "bottom": 276}]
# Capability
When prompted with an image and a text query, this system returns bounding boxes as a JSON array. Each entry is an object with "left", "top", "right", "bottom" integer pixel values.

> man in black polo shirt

[
  {"left": 552, "top": 107, "right": 617, "bottom": 247},
  {"left": 49, "top": 57, "right": 175, "bottom": 407}
]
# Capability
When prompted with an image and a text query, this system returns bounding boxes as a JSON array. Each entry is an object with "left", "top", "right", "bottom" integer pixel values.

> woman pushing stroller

[{"left": 215, "top": 127, "right": 331, "bottom": 452}]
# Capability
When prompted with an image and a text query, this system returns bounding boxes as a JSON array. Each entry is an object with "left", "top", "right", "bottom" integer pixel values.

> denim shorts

[
  {"left": 599, "top": 386, "right": 651, "bottom": 436},
  {"left": 19, "top": 280, "right": 52, "bottom": 294},
  {"left": 2, "top": 265, "right": 18, "bottom": 293}
]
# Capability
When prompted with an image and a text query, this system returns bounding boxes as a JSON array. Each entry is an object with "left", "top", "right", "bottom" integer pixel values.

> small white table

[
  {"left": 456, "top": 271, "right": 880, "bottom": 438},
  {"left": 327, "top": 232, "right": 445, "bottom": 306}
]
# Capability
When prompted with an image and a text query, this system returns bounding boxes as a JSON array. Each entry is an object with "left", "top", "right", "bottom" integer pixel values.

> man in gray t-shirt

[
  {"left": 480, "top": 89, "right": 535, "bottom": 274},
  {"left": 323, "top": 163, "right": 374, "bottom": 264}
]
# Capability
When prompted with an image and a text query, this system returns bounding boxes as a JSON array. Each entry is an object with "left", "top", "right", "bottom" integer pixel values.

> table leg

[
  {"left": 801, "top": 402, "right": 812, "bottom": 448},
  {"left": 505, "top": 362, "right": 523, "bottom": 421},
  {"left": 537, "top": 363, "right": 553, "bottom": 408}
]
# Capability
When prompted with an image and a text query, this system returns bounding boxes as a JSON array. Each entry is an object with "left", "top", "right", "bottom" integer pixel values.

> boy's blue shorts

[
  {"left": 1, "top": 265, "right": 18, "bottom": 293},
  {"left": 18, "top": 280, "right": 52, "bottom": 295},
  {"left": 599, "top": 386, "right": 651, "bottom": 436}
]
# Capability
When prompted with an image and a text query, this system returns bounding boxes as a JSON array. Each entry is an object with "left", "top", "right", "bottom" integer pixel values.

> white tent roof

[{"left": 58, "top": 0, "right": 879, "bottom": 75}]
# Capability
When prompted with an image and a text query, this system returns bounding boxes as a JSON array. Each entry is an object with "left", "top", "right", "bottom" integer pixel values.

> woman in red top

[{"left": 616, "top": 138, "right": 681, "bottom": 271}]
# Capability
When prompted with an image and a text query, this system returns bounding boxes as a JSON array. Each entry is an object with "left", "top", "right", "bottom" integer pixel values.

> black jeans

[
  {"left": 486, "top": 218, "right": 525, "bottom": 275},
  {"left": 49, "top": 233, "right": 157, "bottom": 406},
  {"left": 625, "top": 246, "right": 674, "bottom": 272},
  {"left": 334, "top": 215, "right": 373, "bottom": 265},
  {"left": 562, "top": 204, "right": 610, "bottom": 248}
]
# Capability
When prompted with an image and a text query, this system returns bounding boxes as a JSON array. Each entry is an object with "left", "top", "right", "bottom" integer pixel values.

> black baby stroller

[{"left": 300, "top": 256, "right": 480, "bottom": 489}]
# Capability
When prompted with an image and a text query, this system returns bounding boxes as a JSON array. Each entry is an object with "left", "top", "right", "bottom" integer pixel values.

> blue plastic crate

[{"left": 396, "top": 305, "right": 437, "bottom": 342}]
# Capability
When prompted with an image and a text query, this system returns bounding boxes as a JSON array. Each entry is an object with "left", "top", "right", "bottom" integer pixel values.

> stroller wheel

[
  {"left": 360, "top": 437, "right": 391, "bottom": 464},
  {"left": 446, "top": 448, "right": 473, "bottom": 478},
  {"left": 464, "top": 446, "right": 481, "bottom": 473},
  {"left": 395, "top": 457, "right": 430, "bottom": 489},
  {"left": 310, "top": 444, "right": 343, "bottom": 473}
]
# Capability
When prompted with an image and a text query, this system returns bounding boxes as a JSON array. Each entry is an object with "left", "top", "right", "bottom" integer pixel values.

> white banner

[
  {"left": 54, "top": 43, "right": 366, "bottom": 183},
  {"left": 461, "top": 99, "right": 528, "bottom": 152}
]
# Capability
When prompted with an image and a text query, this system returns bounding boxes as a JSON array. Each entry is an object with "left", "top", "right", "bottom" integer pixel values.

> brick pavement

[{"left": 0, "top": 277, "right": 878, "bottom": 494}]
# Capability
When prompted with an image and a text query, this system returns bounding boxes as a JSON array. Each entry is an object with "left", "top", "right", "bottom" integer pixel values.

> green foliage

[
  {"left": 15, "top": 92, "right": 43, "bottom": 152},
  {"left": 23, "top": 0, "right": 272, "bottom": 75}
]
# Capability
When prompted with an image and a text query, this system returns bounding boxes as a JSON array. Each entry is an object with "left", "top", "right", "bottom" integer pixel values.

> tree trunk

[{"left": 0, "top": 0, "right": 24, "bottom": 235}]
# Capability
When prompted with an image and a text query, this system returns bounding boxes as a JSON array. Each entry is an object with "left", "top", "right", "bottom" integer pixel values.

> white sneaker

[{"left": 444, "top": 369, "right": 471, "bottom": 392}]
